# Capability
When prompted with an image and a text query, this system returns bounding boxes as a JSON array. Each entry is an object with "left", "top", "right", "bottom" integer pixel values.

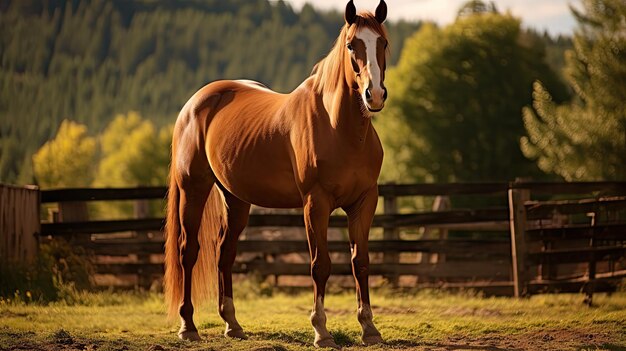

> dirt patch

[
  {"left": 0, "top": 328, "right": 622, "bottom": 351},
  {"left": 0, "top": 329, "right": 125, "bottom": 351},
  {"left": 52, "top": 329, "right": 74, "bottom": 345},
  {"left": 432, "top": 329, "right": 616, "bottom": 351}
]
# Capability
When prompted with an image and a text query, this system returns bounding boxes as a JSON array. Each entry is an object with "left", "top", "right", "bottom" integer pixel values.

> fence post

[
  {"left": 584, "top": 210, "right": 597, "bottom": 306},
  {"left": 58, "top": 201, "right": 90, "bottom": 247},
  {"left": 0, "top": 185, "right": 40, "bottom": 265},
  {"left": 421, "top": 196, "right": 450, "bottom": 260},
  {"left": 508, "top": 182, "right": 530, "bottom": 298},
  {"left": 383, "top": 183, "right": 399, "bottom": 287},
  {"left": 134, "top": 199, "right": 152, "bottom": 290}
]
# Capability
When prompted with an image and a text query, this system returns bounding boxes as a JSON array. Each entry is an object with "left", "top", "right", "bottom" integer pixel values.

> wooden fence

[
  {"left": 508, "top": 181, "right": 626, "bottom": 304},
  {"left": 0, "top": 184, "right": 39, "bottom": 264},
  {"left": 5, "top": 181, "right": 625, "bottom": 298},
  {"left": 38, "top": 183, "right": 514, "bottom": 292}
]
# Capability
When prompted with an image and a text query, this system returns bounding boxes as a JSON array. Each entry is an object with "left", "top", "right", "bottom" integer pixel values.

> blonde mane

[{"left": 312, "top": 12, "right": 389, "bottom": 94}]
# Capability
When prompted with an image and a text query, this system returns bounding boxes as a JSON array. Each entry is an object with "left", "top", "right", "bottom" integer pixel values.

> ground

[{"left": 1, "top": 287, "right": 625, "bottom": 351}]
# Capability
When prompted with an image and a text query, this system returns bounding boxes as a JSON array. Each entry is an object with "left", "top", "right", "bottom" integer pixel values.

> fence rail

[
  {"left": 4, "top": 181, "right": 624, "bottom": 299},
  {"left": 40, "top": 209, "right": 510, "bottom": 236}
]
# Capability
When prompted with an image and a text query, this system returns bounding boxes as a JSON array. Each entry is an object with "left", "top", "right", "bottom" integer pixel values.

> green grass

[{"left": 1, "top": 288, "right": 626, "bottom": 350}]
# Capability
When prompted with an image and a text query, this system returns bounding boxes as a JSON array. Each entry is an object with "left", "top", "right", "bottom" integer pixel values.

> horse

[{"left": 164, "top": 1, "right": 389, "bottom": 348}]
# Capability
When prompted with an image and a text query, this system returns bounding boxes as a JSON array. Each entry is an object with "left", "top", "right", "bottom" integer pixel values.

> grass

[{"left": 1, "top": 287, "right": 626, "bottom": 351}]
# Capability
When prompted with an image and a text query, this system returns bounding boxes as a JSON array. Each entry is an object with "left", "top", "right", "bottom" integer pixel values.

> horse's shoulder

[
  {"left": 293, "top": 77, "right": 317, "bottom": 96},
  {"left": 284, "top": 78, "right": 321, "bottom": 113}
]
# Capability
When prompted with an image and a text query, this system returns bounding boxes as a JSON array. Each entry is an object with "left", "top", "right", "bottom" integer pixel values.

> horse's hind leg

[
  {"left": 217, "top": 191, "right": 250, "bottom": 339},
  {"left": 178, "top": 176, "right": 212, "bottom": 341}
]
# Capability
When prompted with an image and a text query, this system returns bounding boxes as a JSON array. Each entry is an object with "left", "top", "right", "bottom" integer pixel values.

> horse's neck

[{"left": 323, "top": 83, "right": 371, "bottom": 145}]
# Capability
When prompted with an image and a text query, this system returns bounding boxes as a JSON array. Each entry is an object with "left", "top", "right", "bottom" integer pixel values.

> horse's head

[{"left": 343, "top": 0, "right": 389, "bottom": 113}]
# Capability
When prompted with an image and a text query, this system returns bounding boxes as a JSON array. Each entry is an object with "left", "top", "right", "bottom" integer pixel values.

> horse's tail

[
  {"left": 164, "top": 151, "right": 225, "bottom": 321},
  {"left": 164, "top": 164, "right": 183, "bottom": 321},
  {"left": 192, "top": 184, "right": 224, "bottom": 309}
]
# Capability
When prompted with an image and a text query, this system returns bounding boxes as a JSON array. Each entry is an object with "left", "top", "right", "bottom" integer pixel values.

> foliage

[
  {"left": 0, "top": 239, "right": 93, "bottom": 303},
  {"left": 32, "top": 120, "right": 96, "bottom": 188},
  {"left": 521, "top": 0, "right": 626, "bottom": 181},
  {"left": 457, "top": 0, "right": 498, "bottom": 17},
  {"left": 93, "top": 111, "right": 171, "bottom": 216},
  {"left": 0, "top": 259, "right": 57, "bottom": 303},
  {"left": 30, "top": 110, "right": 170, "bottom": 215},
  {"left": 0, "top": 0, "right": 421, "bottom": 185},
  {"left": 94, "top": 111, "right": 170, "bottom": 188},
  {"left": 376, "top": 3, "right": 568, "bottom": 183},
  {"left": 38, "top": 238, "right": 94, "bottom": 291}
]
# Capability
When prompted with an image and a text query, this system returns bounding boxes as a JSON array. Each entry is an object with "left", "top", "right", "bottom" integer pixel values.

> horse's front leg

[
  {"left": 344, "top": 186, "right": 383, "bottom": 345},
  {"left": 303, "top": 189, "right": 338, "bottom": 349}
]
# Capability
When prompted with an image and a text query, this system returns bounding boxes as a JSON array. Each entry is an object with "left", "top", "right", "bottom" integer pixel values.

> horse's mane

[{"left": 312, "top": 12, "right": 389, "bottom": 94}]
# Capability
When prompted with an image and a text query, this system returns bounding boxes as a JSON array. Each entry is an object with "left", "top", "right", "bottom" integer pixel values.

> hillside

[{"left": 0, "top": 0, "right": 420, "bottom": 184}]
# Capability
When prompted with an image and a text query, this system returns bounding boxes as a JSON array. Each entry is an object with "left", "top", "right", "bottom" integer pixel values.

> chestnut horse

[{"left": 164, "top": 1, "right": 389, "bottom": 348}]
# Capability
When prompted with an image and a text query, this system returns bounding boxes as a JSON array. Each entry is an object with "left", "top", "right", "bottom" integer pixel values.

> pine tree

[{"left": 521, "top": 0, "right": 626, "bottom": 180}]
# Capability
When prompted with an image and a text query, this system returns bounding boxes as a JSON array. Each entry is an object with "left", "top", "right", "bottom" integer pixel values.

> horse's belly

[
  {"left": 208, "top": 135, "right": 302, "bottom": 208},
  {"left": 223, "top": 164, "right": 302, "bottom": 209}
]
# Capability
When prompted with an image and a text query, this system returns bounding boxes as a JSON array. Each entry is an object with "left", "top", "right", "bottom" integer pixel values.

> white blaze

[{"left": 355, "top": 27, "right": 383, "bottom": 93}]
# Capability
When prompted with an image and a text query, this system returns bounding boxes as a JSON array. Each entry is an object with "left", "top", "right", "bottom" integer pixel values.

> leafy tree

[
  {"left": 94, "top": 111, "right": 170, "bottom": 187},
  {"left": 457, "top": 0, "right": 497, "bottom": 17},
  {"left": 32, "top": 120, "right": 96, "bottom": 188},
  {"left": 521, "top": 0, "right": 626, "bottom": 181},
  {"left": 93, "top": 111, "right": 171, "bottom": 217},
  {"left": 376, "top": 3, "right": 567, "bottom": 183}
]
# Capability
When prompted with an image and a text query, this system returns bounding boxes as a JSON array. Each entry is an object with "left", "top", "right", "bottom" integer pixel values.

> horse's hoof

[
  {"left": 224, "top": 328, "right": 247, "bottom": 340},
  {"left": 315, "top": 337, "right": 340, "bottom": 349},
  {"left": 362, "top": 334, "right": 383, "bottom": 346},
  {"left": 178, "top": 330, "right": 202, "bottom": 341}
]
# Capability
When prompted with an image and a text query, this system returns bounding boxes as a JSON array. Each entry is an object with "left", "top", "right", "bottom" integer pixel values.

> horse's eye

[{"left": 346, "top": 42, "right": 353, "bottom": 51}]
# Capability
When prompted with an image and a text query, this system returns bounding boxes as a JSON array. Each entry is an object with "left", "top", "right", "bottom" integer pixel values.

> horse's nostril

[
  {"left": 365, "top": 89, "right": 372, "bottom": 101},
  {"left": 383, "top": 88, "right": 388, "bottom": 100}
]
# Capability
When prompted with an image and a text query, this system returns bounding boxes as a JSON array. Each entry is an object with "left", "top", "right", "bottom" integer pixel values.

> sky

[{"left": 280, "top": 0, "right": 578, "bottom": 36}]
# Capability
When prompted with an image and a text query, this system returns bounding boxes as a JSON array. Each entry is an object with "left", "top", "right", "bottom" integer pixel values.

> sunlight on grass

[{"left": 1, "top": 289, "right": 625, "bottom": 350}]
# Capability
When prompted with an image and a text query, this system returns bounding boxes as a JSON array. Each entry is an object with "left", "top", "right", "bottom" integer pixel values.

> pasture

[{"left": 1, "top": 288, "right": 625, "bottom": 351}]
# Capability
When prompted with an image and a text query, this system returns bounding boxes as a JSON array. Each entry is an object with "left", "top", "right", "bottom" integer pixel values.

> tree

[
  {"left": 93, "top": 112, "right": 171, "bottom": 217},
  {"left": 521, "top": 0, "right": 626, "bottom": 181},
  {"left": 32, "top": 120, "right": 96, "bottom": 188},
  {"left": 376, "top": 2, "right": 567, "bottom": 183},
  {"left": 457, "top": 0, "right": 497, "bottom": 17},
  {"left": 94, "top": 111, "right": 170, "bottom": 187}
]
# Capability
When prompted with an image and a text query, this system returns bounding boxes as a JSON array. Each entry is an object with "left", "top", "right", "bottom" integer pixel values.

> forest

[
  {"left": 0, "top": 0, "right": 419, "bottom": 184},
  {"left": 1, "top": 0, "right": 624, "bottom": 186}
]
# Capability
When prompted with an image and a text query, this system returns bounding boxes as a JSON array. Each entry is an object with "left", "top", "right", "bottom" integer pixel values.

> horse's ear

[
  {"left": 375, "top": 0, "right": 387, "bottom": 23},
  {"left": 345, "top": 0, "right": 357, "bottom": 25}
]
